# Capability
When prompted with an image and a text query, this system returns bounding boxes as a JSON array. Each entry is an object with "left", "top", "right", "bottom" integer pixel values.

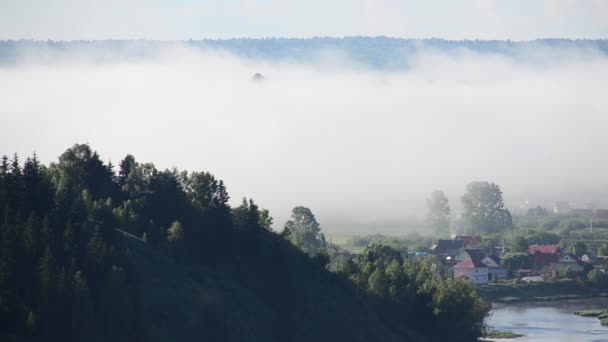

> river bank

[{"left": 476, "top": 279, "right": 608, "bottom": 303}]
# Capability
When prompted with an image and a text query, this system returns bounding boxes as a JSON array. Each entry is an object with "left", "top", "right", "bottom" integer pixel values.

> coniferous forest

[{"left": 0, "top": 144, "right": 489, "bottom": 342}]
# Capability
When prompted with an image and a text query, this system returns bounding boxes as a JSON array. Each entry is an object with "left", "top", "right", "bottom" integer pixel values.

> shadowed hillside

[{"left": 0, "top": 144, "right": 487, "bottom": 342}]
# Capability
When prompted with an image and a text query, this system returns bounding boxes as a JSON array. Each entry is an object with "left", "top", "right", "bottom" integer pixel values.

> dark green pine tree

[
  {"left": 70, "top": 271, "right": 97, "bottom": 341},
  {"left": 23, "top": 154, "right": 53, "bottom": 218},
  {"left": 0, "top": 155, "right": 9, "bottom": 223},
  {"left": 0, "top": 155, "right": 9, "bottom": 176},
  {"left": 63, "top": 220, "right": 82, "bottom": 260},
  {"left": 6, "top": 153, "right": 25, "bottom": 224},
  {"left": 0, "top": 223, "right": 19, "bottom": 332},
  {"left": 118, "top": 154, "right": 137, "bottom": 188},
  {"left": 99, "top": 266, "right": 134, "bottom": 338},
  {"left": 38, "top": 247, "right": 57, "bottom": 307},
  {"left": 23, "top": 213, "right": 41, "bottom": 263},
  {"left": 23, "top": 213, "right": 42, "bottom": 303},
  {"left": 37, "top": 246, "right": 59, "bottom": 337}
]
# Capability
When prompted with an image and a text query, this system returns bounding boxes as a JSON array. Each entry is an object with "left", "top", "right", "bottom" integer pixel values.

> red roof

[
  {"left": 528, "top": 244, "right": 560, "bottom": 255},
  {"left": 453, "top": 257, "right": 487, "bottom": 269}
]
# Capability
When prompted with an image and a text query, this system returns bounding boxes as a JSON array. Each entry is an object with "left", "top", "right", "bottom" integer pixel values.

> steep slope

[{"left": 117, "top": 229, "right": 424, "bottom": 342}]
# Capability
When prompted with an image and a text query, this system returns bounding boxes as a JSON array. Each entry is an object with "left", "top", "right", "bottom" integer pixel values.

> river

[{"left": 487, "top": 298, "right": 608, "bottom": 341}]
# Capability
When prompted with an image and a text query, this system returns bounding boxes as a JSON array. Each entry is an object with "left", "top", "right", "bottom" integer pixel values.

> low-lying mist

[{"left": 1, "top": 42, "right": 608, "bottom": 232}]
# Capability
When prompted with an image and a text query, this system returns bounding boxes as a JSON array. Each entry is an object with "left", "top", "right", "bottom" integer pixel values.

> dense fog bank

[{"left": 1, "top": 40, "right": 607, "bottom": 229}]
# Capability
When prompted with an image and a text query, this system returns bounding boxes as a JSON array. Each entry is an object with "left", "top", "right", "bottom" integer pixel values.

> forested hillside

[{"left": 0, "top": 144, "right": 488, "bottom": 342}]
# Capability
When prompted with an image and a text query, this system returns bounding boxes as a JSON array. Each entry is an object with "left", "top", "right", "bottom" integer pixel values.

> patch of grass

[
  {"left": 574, "top": 310, "right": 604, "bottom": 317},
  {"left": 495, "top": 294, "right": 590, "bottom": 303},
  {"left": 598, "top": 311, "right": 608, "bottom": 325},
  {"left": 497, "top": 296, "right": 521, "bottom": 303},
  {"left": 573, "top": 309, "right": 608, "bottom": 326},
  {"left": 484, "top": 330, "right": 524, "bottom": 339}
]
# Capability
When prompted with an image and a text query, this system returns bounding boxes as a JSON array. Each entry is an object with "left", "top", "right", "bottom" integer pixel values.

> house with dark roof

[
  {"left": 456, "top": 249, "right": 485, "bottom": 262},
  {"left": 432, "top": 239, "right": 464, "bottom": 264},
  {"left": 482, "top": 255, "right": 507, "bottom": 281}
]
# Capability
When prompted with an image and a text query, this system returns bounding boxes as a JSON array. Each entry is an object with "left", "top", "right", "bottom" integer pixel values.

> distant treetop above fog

[
  {"left": 1, "top": 37, "right": 607, "bottom": 69},
  {"left": 251, "top": 73, "right": 264, "bottom": 82}
]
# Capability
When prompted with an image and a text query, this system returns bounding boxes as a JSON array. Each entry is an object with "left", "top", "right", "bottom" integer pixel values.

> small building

[
  {"left": 581, "top": 254, "right": 597, "bottom": 264},
  {"left": 595, "top": 209, "right": 608, "bottom": 220},
  {"left": 552, "top": 253, "right": 584, "bottom": 274},
  {"left": 453, "top": 255, "right": 488, "bottom": 285},
  {"left": 406, "top": 251, "right": 428, "bottom": 261}
]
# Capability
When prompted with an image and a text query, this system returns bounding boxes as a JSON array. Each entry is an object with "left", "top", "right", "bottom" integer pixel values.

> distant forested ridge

[
  {"left": 1, "top": 37, "right": 607, "bottom": 68},
  {"left": 0, "top": 144, "right": 488, "bottom": 342}
]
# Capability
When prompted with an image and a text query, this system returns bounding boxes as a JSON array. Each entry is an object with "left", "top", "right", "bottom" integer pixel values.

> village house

[
  {"left": 456, "top": 249, "right": 506, "bottom": 282},
  {"left": 452, "top": 253, "right": 488, "bottom": 285},
  {"left": 552, "top": 253, "right": 584, "bottom": 274},
  {"left": 528, "top": 244, "right": 561, "bottom": 270}
]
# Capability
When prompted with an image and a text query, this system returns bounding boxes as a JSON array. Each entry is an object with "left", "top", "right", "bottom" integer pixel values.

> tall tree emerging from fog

[
  {"left": 282, "top": 206, "right": 326, "bottom": 257},
  {"left": 426, "top": 190, "right": 450, "bottom": 236},
  {"left": 461, "top": 181, "right": 512, "bottom": 234}
]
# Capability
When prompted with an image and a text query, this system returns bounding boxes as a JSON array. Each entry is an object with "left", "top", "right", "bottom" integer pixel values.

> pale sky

[{"left": 1, "top": 0, "right": 608, "bottom": 40}]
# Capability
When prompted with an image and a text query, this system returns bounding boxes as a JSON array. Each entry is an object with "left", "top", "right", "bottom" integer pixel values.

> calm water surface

[{"left": 488, "top": 298, "right": 608, "bottom": 341}]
